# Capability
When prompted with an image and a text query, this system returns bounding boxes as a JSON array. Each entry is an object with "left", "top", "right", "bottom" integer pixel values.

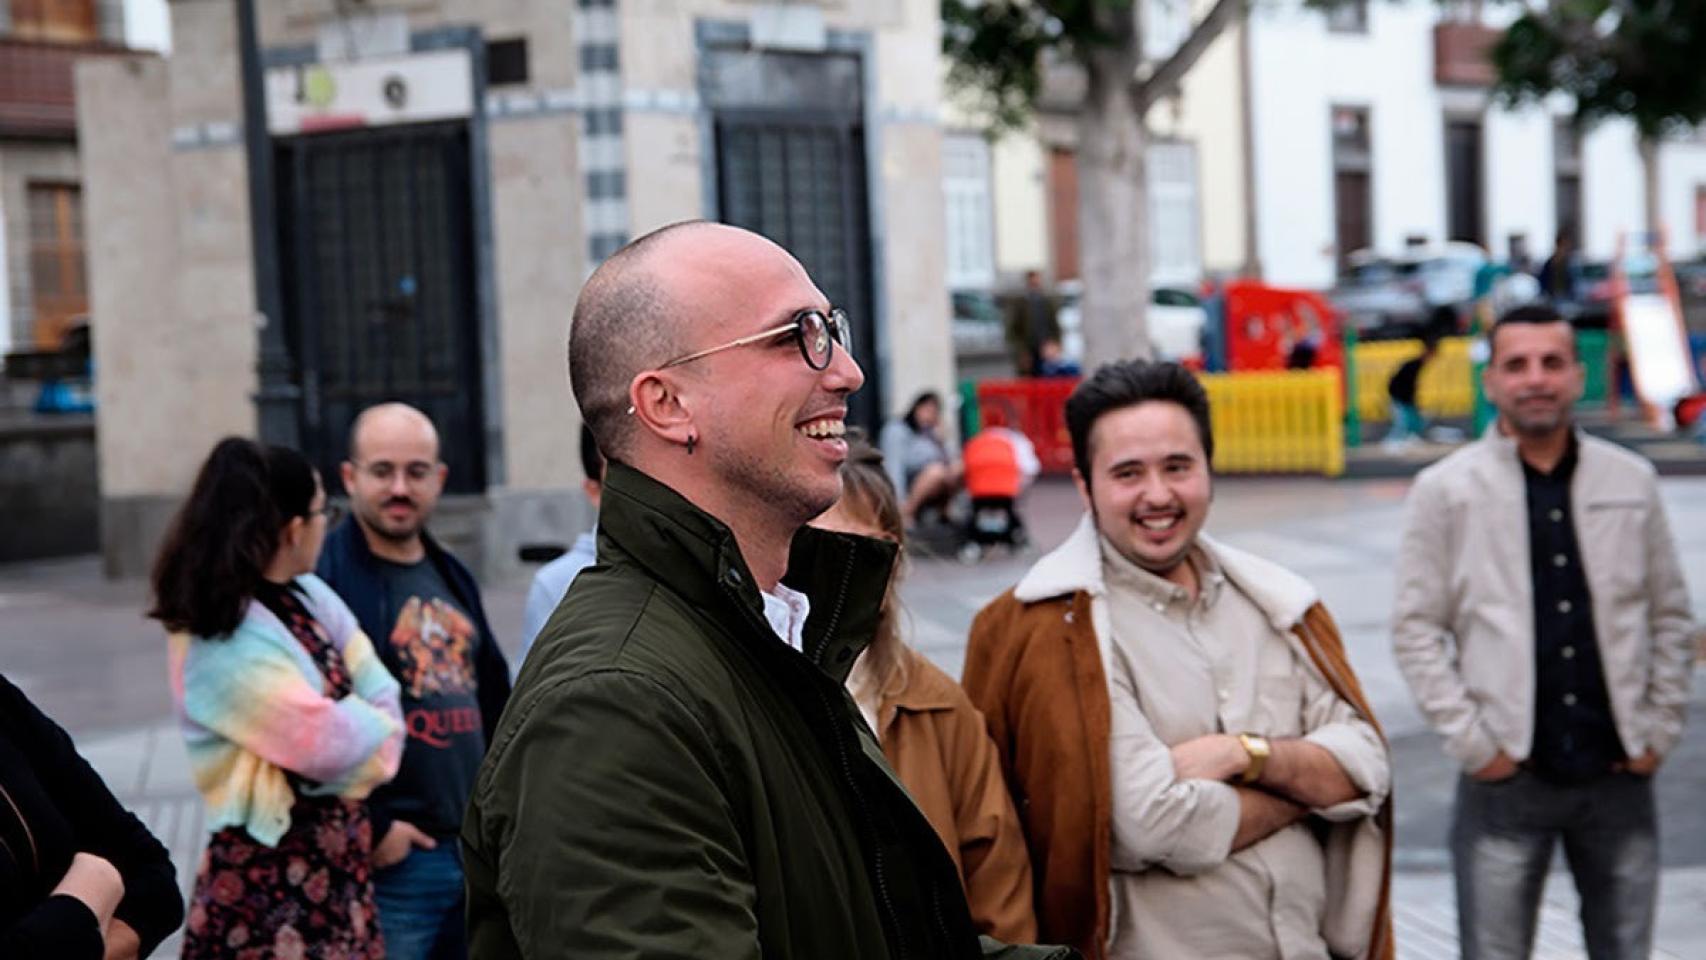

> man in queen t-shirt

[{"left": 317, "top": 402, "right": 511, "bottom": 960}]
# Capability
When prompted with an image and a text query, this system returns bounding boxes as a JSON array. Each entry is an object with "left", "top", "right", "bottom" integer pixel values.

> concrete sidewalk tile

[{"left": 75, "top": 728, "right": 151, "bottom": 797}]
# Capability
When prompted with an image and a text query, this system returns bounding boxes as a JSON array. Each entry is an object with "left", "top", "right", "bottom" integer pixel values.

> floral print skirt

[{"left": 182, "top": 795, "right": 383, "bottom": 960}]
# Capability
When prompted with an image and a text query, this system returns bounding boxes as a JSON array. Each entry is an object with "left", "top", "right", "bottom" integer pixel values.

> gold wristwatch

[{"left": 1238, "top": 733, "right": 1271, "bottom": 784}]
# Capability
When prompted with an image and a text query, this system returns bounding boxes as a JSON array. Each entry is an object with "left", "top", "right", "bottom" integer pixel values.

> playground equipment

[
  {"left": 1219, "top": 280, "right": 1345, "bottom": 372},
  {"left": 1614, "top": 232, "right": 1700, "bottom": 429}
]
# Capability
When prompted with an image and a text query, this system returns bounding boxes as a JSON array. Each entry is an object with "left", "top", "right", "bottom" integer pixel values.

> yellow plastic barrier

[
  {"left": 1352, "top": 337, "right": 1474, "bottom": 422},
  {"left": 1200, "top": 370, "right": 1344, "bottom": 477}
]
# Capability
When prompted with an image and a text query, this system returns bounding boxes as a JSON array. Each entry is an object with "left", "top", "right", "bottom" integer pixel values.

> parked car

[
  {"left": 1331, "top": 242, "right": 1487, "bottom": 339},
  {"left": 1056, "top": 280, "right": 1208, "bottom": 364},
  {"left": 950, "top": 289, "right": 1007, "bottom": 357},
  {"left": 1553, "top": 260, "right": 1616, "bottom": 329}
]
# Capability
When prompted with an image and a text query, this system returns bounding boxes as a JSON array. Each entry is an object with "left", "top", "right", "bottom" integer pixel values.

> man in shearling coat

[{"left": 965, "top": 360, "right": 1394, "bottom": 960}]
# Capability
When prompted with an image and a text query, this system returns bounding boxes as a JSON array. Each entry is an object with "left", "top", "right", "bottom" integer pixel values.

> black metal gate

[
  {"left": 274, "top": 121, "right": 485, "bottom": 492},
  {"left": 715, "top": 111, "right": 879, "bottom": 428}
]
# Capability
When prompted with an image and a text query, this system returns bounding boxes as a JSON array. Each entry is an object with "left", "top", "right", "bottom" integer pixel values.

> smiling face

[
  {"left": 1075, "top": 401, "right": 1213, "bottom": 585},
  {"left": 341, "top": 405, "right": 447, "bottom": 546},
  {"left": 673, "top": 230, "right": 865, "bottom": 527},
  {"left": 1484, "top": 320, "right": 1583, "bottom": 439}
]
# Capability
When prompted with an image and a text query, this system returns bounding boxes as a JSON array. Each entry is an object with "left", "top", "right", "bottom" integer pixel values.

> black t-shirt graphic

[{"left": 373, "top": 558, "right": 487, "bottom": 840}]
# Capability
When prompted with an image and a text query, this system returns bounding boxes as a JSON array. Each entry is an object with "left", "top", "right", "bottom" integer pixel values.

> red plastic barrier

[
  {"left": 1223, "top": 280, "right": 1344, "bottom": 372},
  {"left": 977, "top": 378, "right": 1080, "bottom": 474}
]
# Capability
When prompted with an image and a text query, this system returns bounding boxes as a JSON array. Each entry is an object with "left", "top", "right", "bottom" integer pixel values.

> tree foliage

[
  {"left": 1492, "top": 0, "right": 1706, "bottom": 138},
  {"left": 941, "top": 1, "right": 1133, "bottom": 132}
]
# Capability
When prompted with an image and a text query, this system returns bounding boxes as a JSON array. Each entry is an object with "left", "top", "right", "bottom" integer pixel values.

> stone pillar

[{"left": 77, "top": 0, "right": 258, "bottom": 577}]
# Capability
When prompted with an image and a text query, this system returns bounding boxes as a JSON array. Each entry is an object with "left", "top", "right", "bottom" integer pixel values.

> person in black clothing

[
  {"left": 1004, "top": 270, "right": 1061, "bottom": 376},
  {"left": 1, "top": 674, "right": 184, "bottom": 959},
  {"left": 316, "top": 402, "right": 511, "bottom": 960},
  {"left": 1537, "top": 224, "right": 1578, "bottom": 302},
  {"left": 1385, "top": 334, "right": 1439, "bottom": 445}
]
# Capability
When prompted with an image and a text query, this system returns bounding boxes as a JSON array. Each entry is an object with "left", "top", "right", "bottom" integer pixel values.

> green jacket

[{"left": 462, "top": 463, "right": 1075, "bottom": 960}]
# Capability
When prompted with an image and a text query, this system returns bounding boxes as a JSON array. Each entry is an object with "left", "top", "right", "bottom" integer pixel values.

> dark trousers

[{"left": 1451, "top": 769, "right": 1658, "bottom": 960}]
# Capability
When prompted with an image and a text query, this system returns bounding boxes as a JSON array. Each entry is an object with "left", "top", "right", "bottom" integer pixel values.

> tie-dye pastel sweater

[{"left": 167, "top": 573, "right": 404, "bottom": 847}]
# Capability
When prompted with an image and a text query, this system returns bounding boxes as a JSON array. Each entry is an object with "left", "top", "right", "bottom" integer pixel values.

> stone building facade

[{"left": 78, "top": 0, "right": 952, "bottom": 580}]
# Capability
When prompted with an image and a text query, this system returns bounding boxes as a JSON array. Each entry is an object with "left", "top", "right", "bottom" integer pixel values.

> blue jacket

[{"left": 316, "top": 516, "right": 511, "bottom": 840}]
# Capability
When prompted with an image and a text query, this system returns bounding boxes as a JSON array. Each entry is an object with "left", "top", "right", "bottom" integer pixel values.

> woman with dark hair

[
  {"left": 150, "top": 438, "right": 404, "bottom": 960},
  {"left": 883, "top": 390, "right": 964, "bottom": 526},
  {"left": 810, "top": 437, "right": 1036, "bottom": 942},
  {"left": 1, "top": 674, "right": 184, "bottom": 958}
]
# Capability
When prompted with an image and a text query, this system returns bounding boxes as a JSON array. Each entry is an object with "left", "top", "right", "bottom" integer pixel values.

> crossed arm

[{"left": 1172, "top": 735, "right": 1363, "bottom": 852}]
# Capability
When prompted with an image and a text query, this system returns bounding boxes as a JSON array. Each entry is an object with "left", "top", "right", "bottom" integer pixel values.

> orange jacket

[
  {"left": 963, "top": 590, "right": 1394, "bottom": 960},
  {"left": 876, "top": 648, "right": 1038, "bottom": 944}
]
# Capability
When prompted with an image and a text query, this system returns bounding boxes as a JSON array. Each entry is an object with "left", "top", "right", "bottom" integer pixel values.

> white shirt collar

[{"left": 761, "top": 583, "right": 812, "bottom": 653}]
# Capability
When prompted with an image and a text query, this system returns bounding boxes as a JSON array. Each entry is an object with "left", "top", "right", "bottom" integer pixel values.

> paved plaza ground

[{"left": 3, "top": 473, "right": 1704, "bottom": 957}]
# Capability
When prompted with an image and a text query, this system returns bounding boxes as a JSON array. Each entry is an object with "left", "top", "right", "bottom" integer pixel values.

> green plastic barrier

[
  {"left": 1577, "top": 330, "right": 1609, "bottom": 406},
  {"left": 959, "top": 378, "right": 981, "bottom": 439},
  {"left": 1342, "top": 326, "right": 1361, "bottom": 448}
]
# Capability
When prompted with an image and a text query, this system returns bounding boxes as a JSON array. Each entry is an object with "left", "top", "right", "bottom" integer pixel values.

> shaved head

[
  {"left": 571, "top": 221, "right": 804, "bottom": 460},
  {"left": 347, "top": 402, "right": 440, "bottom": 463},
  {"left": 568, "top": 222, "right": 716, "bottom": 459},
  {"left": 341, "top": 401, "right": 448, "bottom": 553}
]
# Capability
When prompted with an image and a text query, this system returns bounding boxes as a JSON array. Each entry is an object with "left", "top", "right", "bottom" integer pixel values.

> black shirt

[
  {"left": 0, "top": 675, "right": 184, "bottom": 958},
  {"left": 1523, "top": 437, "right": 1626, "bottom": 782},
  {"left": 1387, "top": 355, "right": 1427, "bottom": 404},
  {"left": 372, "top": 557, "right": 490, "bottom": 839}
]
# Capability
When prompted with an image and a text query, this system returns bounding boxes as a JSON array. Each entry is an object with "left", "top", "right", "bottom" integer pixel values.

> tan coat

[
  {"left": 875, "top": 647, "right": 1038, "bottom": 944},
  {"left": 964, "top": 522, "right": 1394, "bottom": 960}
]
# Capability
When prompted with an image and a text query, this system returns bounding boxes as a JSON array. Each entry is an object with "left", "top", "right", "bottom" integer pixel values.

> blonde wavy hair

[{"left": 838, "top": 433, "right": 911, "bottom": 706}]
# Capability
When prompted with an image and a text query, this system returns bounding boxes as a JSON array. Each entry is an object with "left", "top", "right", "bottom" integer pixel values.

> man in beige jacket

[{"left": 1393, "top": 304, "right": 1697, "bottom": 960}]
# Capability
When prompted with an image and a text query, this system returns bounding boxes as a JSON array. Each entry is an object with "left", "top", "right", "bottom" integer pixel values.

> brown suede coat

[
  {"left": 963, "top": 591, "right": 1394, "bottom": 960},
  {"left": 876, "top": 648, "right": 1038, "bottom": 944}
]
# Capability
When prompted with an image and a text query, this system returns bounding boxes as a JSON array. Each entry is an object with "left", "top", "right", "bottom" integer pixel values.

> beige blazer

[{"left": 1392, "top": 430, "right": 1698, "bottom": 773}]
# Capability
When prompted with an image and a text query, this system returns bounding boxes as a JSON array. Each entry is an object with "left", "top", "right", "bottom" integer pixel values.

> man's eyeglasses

[
  {"left": 658, "top": 307, "right": 853, "bottom": 372},
  {"left": 351, "top": 460, "right": 439, "bottom": 485}
]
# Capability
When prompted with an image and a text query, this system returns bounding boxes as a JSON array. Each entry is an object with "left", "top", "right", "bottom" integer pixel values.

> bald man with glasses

[
  {"left": 461, "top": 222, "right": 1075, "bottom": 960},
  {"left": 316, "top": 401, "right": 512, "bottom": 960}
]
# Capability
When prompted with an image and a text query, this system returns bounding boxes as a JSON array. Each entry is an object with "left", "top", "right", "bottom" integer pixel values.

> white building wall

[
  {"left": 1247, "top": 0, "right": 1686, "bottom": 284},
  {"left": 1249, "top": 0, "right": 1449, "bottom": 287},
  {"left": 1581, "top": 119, "right": 1646, "bottom": 259},
  {"left": 1147, "top": 14, "right": 1247, "bottom": 279},
  {"left": 1660, "top": 139, "right": 1706, "bottom": 259},
  {"left": 990, "top": 132, "right": 1049, "bottom": 277},
  {"left": 123, "top": 0, "right": 171, "bottom": 52},
  {"left": 1483, "top": 105, "right": 1555, "bottom": 262}
]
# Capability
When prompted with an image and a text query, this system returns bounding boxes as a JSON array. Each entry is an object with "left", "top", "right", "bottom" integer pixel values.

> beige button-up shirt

[{"left": 1099, "top": 538, "right": 1388, "bottom": 960}]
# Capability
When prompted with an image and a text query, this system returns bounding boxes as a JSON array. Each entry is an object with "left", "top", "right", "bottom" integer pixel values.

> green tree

[
  {"left": 944, "top": 0, "right": 1248, "bottom": 364},
  {"left": 1492, "top": 0, "right": 1706, "bottom": 234}
]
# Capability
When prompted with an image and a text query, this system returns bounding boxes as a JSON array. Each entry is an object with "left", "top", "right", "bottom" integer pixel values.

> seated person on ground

[{"left": 884, "top": 391, "right": 964, "bottom": 527}]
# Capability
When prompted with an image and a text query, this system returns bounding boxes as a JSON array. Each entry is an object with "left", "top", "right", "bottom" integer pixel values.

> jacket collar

[
  {"left": 1476, "top": 422, "right": 1588, "bottom": 458},
  {"left": 596, "top": 461, "right": 898, "bottom": 678},
  {"left": 328, "top": 511, "right": 455, "bottom": 574},
  {"left": 1015, "top": 514, "right": 1319, "bottom": 633},
  {"left": 888, "top": 653, "right": 961, "bottom": 715}
]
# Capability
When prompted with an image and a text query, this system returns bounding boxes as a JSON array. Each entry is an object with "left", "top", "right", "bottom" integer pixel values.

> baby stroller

[{"left": 956, "top": 423, "right": 1036, "bottom": 562}]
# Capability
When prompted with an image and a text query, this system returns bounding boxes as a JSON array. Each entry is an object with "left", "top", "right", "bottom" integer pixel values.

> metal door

[
  {"left": 274, "top": 121, "right": 485, "bottom": 492},
  {"left": 715, "top": 113, "right": 880, "bottom": 428}
]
